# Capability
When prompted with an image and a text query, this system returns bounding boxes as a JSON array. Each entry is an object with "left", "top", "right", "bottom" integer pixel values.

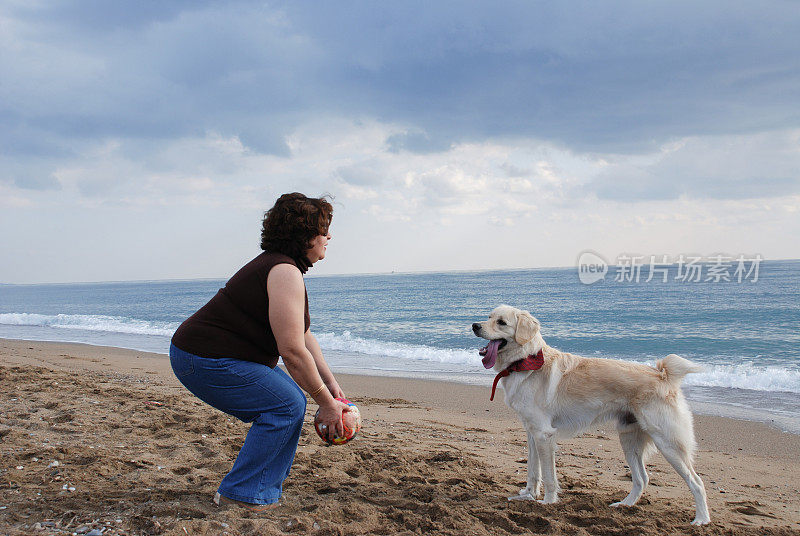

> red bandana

[{"left": 490, "top": 349, "right": 545, "bottom": 401}]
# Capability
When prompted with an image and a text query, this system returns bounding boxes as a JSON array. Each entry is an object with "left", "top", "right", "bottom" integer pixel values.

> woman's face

[{"left": 306, "top": 231, "right": 331, "bottom": 262}]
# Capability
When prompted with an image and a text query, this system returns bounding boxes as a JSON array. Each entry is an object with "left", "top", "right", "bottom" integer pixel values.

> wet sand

[{"left": 1, "top": 339, "right": 798, "bottom": 535}]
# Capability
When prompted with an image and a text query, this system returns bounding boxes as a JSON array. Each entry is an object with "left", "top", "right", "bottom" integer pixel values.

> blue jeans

[{"left": 169, "top": 344, "right": 306, "bottom": 504}]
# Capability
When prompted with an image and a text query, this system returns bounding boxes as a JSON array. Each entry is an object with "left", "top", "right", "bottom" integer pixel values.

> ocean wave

[
  {"left": 315, "top": 331, "right": 481, "bottom": 365},
  {"left": 2, "top": 315, "right": 797, "bottom": 395},
  {"left": 317, "top": 331, "right": 800, "bottom": 394},
  {"left": 684, "top": 363, "right": 800, "bottom": 393},
  {"left": 0, "top": 312, "right": 177, "bottom": 337}
]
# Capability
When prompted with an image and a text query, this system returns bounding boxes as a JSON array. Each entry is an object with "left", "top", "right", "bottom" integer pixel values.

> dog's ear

[{"left": 515, "top": 311, "right": 539, "bottom": 345}]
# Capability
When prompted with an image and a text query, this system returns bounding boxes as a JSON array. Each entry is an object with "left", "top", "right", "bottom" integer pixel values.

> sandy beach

[{"left": 1, "top": 338, "right": 798, "bottom": 535}]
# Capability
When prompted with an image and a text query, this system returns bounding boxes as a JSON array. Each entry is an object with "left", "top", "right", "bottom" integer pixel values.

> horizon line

[{"left": 1, "top": 257, "right": 798, "bottom": 287}]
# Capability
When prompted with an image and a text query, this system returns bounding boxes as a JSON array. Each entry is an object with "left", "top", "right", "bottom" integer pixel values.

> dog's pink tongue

[{"left": 481, "top": 340, "right": 501, "bottom": 369}]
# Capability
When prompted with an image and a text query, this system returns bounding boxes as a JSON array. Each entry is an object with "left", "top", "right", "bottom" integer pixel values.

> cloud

[
  {"left": 334, "top": 162, "right": 386, "bottom": 187},
  {"left": 2, "top": 0, "right": 799, "bottom": 169},
  {"left": 385, "top": 130, "right": 452, "bottom": 154},
  {"left": 0, "top": 157, "right": 62, "bottom": 191},
  {"left": 588, "top": 130, "right": 800, "bottom": 201},
  {"left": 2, "top": 2, "right": 799, "bottom": 205}
]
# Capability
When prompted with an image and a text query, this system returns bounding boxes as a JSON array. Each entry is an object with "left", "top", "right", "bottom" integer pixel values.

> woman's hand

[
  {"left": 316, "top": 398, "right": 350, "bottom": 441},
  {"left": 327, "top": 380, "right": 346, "bottom": 399}
]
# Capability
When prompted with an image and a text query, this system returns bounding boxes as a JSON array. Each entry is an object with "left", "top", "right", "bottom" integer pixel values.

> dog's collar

[{"left": 490, "top": 349, "right": 545, "bottom": 401}]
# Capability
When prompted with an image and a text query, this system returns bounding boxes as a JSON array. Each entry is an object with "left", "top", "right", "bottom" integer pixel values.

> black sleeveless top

[{"left": 171, "top": 251, "right": 311, "bottom": 367}]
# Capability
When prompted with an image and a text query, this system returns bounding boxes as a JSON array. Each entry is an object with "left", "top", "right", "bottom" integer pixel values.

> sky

[{"left": 1, "top": 1, "right": 799, "bottom": 284}]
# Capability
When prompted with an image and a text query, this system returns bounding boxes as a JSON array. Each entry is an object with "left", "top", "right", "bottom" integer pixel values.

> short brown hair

[{"left": 260, "top": 193, "right": 333, "bottom": 260}]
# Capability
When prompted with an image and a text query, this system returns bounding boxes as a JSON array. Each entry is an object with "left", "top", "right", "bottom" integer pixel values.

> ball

[{"left": 314, "top": 398, "right": 361, "bottom": 445}]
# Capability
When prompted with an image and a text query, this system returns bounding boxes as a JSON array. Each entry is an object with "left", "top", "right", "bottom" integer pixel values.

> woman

[{"left": 169, "top": 192, "right": 349, "bottom": 511}]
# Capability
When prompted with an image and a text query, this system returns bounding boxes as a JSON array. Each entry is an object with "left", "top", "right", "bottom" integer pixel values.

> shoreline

[
  {"left": 2, "top": 335, "right": 799, "bottom": 436},
  {"left": 2, "top": 337, "right": 798, "bottom": 454},
  {"left": 2, "top": 338, "right": 799, "bottom": 534}
]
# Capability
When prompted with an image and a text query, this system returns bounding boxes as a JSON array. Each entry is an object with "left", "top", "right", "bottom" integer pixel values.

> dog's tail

[{"left": 656, "top": 354, "right": 703, "bottom": 386}]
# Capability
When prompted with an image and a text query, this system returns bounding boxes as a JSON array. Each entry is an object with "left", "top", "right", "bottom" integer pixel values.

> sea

[{"left": 1, "top": 260, "right": 799, "bottom": 433}]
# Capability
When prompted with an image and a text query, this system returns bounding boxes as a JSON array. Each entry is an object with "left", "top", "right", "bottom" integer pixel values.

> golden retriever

[{"left": 472, "top": 305, "right": 710, "bottom": 525}]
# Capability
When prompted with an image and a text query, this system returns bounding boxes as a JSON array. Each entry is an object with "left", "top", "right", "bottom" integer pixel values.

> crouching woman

[{"left": 169, "top": 192, "right": 349, "bottom": 510}]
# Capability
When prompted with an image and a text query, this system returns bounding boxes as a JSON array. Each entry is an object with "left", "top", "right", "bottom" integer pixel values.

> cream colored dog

[{"left": 472, "top": 305, "right": 710, "bottom": 525}]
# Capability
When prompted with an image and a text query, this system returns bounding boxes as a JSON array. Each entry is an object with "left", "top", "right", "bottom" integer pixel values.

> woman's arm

[
  {"left": 305, "top": 331, "right": 345, "bottom": 398},
  {"left": 268, "top": 263, "right": 347, "bottom": 439}
]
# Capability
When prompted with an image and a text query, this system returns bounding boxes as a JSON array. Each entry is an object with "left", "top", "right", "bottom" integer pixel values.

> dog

[{"left": 472, "top": 305, "right": 710, "bottom": 525}]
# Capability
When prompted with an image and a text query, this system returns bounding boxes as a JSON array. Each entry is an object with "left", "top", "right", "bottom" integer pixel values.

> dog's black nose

[{"left": 471, "top": 323, "right": 481, "bottom": 333}]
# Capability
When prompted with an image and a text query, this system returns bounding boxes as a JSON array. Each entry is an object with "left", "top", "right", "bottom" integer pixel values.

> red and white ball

[{"left": 314, "top": 398, "right": 361, "bottom": 445}]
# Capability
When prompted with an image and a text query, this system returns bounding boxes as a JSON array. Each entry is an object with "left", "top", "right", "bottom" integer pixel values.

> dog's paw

[
  {"left": 537, "top": 493, "right": 559, "bottom": 504},
  {"left": 507, "top": 492, "right": 535, "bottom": 501},
  {"left": 520, "top": 485, "right": 539, "bottom": 497},
  {"left": 514, "top": 484, "right": 541, "bottom": 497},
  {"left": 691, "top": 516, "right": 711, "bottom": 526},
  {"left": 610, "top": 500, "right": 634, "bottom": 508}
]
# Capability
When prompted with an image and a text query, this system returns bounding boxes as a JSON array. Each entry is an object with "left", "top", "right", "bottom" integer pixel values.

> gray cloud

[
  {"left": 283, "top": 2, "right": 800, "bottom": 151},
  {"left": 334, "top": 163, "right": 385, "bottom": 187},
  {"left": 2, "top": 0, "right": 799, "bottom": 207},
  {"left": 500, "top": 162, "right": 533, "bottom": 178},
  {"left": 385, "top": 130, "right": 451, "bottom": 154},
  {"left": 587, "top": 130, "right": 800, "bottom": 201},
  {"left": 3, "top": 2, "right": 798, "bottom": 150},
  {"left": 11, "top": 171, "right": 61, "bottom": 192},
  {"left": 0, "top": 155, "right": 62, "bottom": 191},
  {"left": 592, "top": 169, "right": 800, "bottom": 202}
]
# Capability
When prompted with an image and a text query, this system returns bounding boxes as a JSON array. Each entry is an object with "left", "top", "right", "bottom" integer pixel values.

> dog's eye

[{"left": 497, "top": 319, "right": 506, "bottom": 326}]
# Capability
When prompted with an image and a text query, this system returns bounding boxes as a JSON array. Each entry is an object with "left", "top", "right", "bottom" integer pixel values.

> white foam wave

[
  {"left": 0, "top": 313, "right": 177, "bottom": 337},
  {"left": 2, "top": 316, "right": 797, "bottom": 395},
  {"left": 684, "top": 363, "right": 800, "bottom": 393},
  {"left": 318, "top": 331, "right": 800, "bottom": 394},
  {"left": 315, "top": 331, "right": 481, "bottom": 365}
]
